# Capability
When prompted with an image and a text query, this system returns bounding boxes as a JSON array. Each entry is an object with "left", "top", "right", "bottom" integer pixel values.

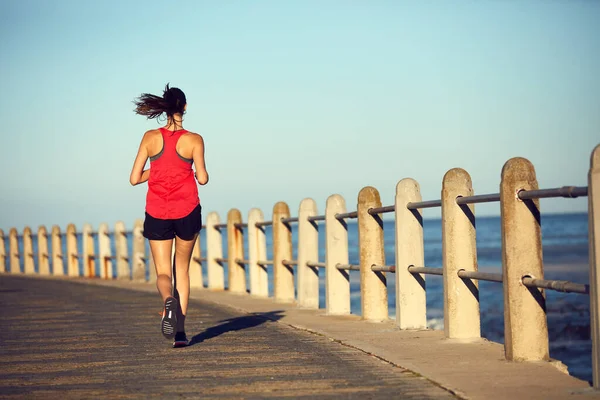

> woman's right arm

[{"left": 192, "top": 134, "right": 209, "bottom": 185}]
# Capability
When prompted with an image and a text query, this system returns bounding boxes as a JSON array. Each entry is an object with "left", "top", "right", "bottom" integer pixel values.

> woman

[{"left": 129, "top": 84, "right": 209, "bottom": 348}]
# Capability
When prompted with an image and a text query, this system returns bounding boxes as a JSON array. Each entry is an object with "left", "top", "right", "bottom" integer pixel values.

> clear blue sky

[{"left": 1, "top": 0, "right": 598, "bottom": 232}]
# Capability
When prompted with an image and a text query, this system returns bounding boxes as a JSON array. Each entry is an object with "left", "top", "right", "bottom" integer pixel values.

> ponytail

[{"left": 133, "top": 83, "right": 186, "bottom": 120}]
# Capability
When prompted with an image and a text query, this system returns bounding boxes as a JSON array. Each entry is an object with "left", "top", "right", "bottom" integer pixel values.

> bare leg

[
  {"left": 173, "top": 234, "right": 196, "bottom": 332},
  {"left": 149, "top": 239, "right": 174, "bottom": 302}
]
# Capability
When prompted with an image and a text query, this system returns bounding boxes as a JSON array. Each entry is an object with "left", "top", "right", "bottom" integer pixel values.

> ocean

[{"left": 5, "top": 212, "right": 593, "bottom": 384}]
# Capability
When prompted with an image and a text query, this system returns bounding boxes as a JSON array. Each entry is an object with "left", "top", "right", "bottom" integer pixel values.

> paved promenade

[{"left": 0, "top": 276, "right": 455, "bottom": 399}]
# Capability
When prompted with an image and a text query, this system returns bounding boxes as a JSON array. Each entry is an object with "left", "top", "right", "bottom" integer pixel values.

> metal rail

[
  {"left": 214, "top": 257, "right": 227, "bottom": 263},
  {"left": 192, "top": 256, "right": 207, "bottom": 263},
  {"left": 255, "top": 221, "right": 273, "bottom": 228},
  {"left": 407, "top": 200, "right": 442, "bottom": 210},
  {"left": 456, "top": 193, "right": 501, "bottom": 205},
  {"left": 234, "top": 223, "right": 248, "bottom": 229},
  {"left": 371, "top": 264, "right": 396, "bottom": 272},
  {"left": 522, "top": 276, "right": 589, "bottom": 294},
  {"left": 518, "top": 186, "right": 588, "bottom": 200},
  {"left": 257, "top": 260, "right": 273, "bottom": 266},
  {"left": 307, "top": 215, "right": 325, "bottom": 222},
  {"left": 336, "top": 263, "right": 361, "bottom": 271},
  {"left": 281, "top": 217, "right": 299, "bottom": 224},
  {"left": 335, "top": 211, "right": 358, "bottom": 220},
  {"left": 282, "top": 259, "right": 298, "bottom": 266},
  {"left": 306, "top": 261, "right": 325, "bottom": 268},
  {"left": 407, "top": 265, "right": 444, "bottom": 276},
  {"left": 214, "top": 223, "right": 227, "bottom": 229},
  {"left": 368, "top": 205, "right": 395, "bottom": 215},
  {"left": 235, "top": 258, "right": 250, "bottom": 265},
  {"left": 457, "top": 270, "right": 503, "bottom": 283}
]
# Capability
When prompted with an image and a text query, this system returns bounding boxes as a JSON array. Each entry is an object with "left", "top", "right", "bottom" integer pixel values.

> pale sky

[{"left": 1, "top": 0, "right": 598, "bottom": 232}]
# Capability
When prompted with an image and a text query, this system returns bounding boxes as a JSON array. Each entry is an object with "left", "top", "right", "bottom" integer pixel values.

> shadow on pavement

[{"left": 189, "top": 310, "right": 285, "bottom": 346}]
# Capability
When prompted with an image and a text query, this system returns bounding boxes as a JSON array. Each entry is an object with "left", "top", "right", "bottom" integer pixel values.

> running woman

[{"left": 129, "top": 84, "right": 209, "bottom": 348}]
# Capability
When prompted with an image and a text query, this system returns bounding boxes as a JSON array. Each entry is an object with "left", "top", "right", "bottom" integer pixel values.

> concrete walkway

[{"left": 0, "top": 276, "right": 455, "bottom": 399}]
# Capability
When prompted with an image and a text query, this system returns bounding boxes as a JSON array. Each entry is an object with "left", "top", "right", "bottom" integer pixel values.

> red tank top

[{"left": 145, "top": 128, "right": 200, "bottom": 219}]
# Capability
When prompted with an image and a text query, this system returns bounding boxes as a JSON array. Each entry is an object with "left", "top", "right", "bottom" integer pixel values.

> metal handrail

[
  {"left": 257, "top": 260, "right": 273, "bottom": 266},
  {"left": 235, "top": 258, "right": 250, "bottom": 265},
  {"left": 255, "top": 221, "right": 273, "bottom": 228},
  {"left": 518, "top": 186, "right": 588, "bottom": 200},
  {"left": 406, "top": 200, "right": 442, "bottom": 210},
  {"left": 214, "top": 257, "right": 227, "bottom": 263},
  {"left": 335, "top": 211, "right": 358, "bottom": 220},
  {"left": 306, "top": 261, "right": 325, "bottom": 268},
  {"left": 307, "top": 215, "right": 326, "bottom": 222},
  {"left": 371, "top": 264, "right": 396, "bottom": 272},
  {"left": 408, "top": 265, "right": 443, "bottom": 276},
  {"left": 368, "top": 206, "right": 395, "bottom": 215},
  {"left": 234, "top": 223, "right": 248, "bottom": 229},
  {"left": 281, "top": 217, "right": 299, "bottom": 224},
  {"left": 336, "top": 263, "right": 361, "bottom": 271},
  {"left": 456, "top": 193, "right": 501, "bottom": 205},
  {"left": 282, "top": 259, "right": 298, "bottom": 266},
  {"left": 457, "top": 270, "right": 503, "bottom": 283},
  {"left": 522, "top": 276, "right": 589, "bottom": 294}
]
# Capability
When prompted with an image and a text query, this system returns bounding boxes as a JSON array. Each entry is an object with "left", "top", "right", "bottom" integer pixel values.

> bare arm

[
  {"left": 192, "top": 134, "right": 209, "bottom": 185},
  {"left": 130, "top": 132, "right": 151, "bottom": 186}
]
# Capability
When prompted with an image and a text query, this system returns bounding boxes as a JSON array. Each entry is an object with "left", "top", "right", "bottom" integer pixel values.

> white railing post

[
  {"left": 115, "top": 222, "right": 129, "bottom": 280},
  {"left": 297, "top": 198, "right": 319, "bottom": 309},
  {"left": 9, "top": 228, "right": 19, "bottom": 274},
  {"left": 190, "top": 234, "right": 203, "bottom": 289},
  {"left": 132, "top": 219, "right": 146, "bottom": 282},
  {"left": 23, "top": 227, "right": 34, "bottom": 274},
  {"left": 0, "top": 229, "right": 5, "bottom": 273},
  {"left": 395, "top": 179, "right": 426, "bottom": 329},
  {"left": 37, "top": 226, "right": 50, "bottom": 276},
  {"left": 83, "top": 224, "right": 95, "bottom": 278},
  {"left": 325, "top": 194, "right": 350, "bottom": 315},
  {"left": 206, "top": 211, "right": 224, "bottom": 290},
  {"left": 66, "top": 224, "right": 79, "bottom": 277},
  {"left": 500, "top": 157, "right": 548, "bottom": 361},
  {"left": 227, "top": 209, "right": 246, "bottom": 294},
  {"left": 442, "top": 168, "right": 481, "bottom": 339},
  {"left": 357, "top": 186, "right": 388, "bottom": 322},
  {"left": 51, "top": 225, "right": 64, "bottom": 276},
  {"left": 588, "top": 144, "right": 600, "bottom": 390},
  {"left": 248, "top": 208, "right": 268, "bottom": 297},
  {"left": 98, "top": 223, "right": 112, "bottom": 279},
  {"left": 273, "top": 202, "right": 294, "bottom": 303}
]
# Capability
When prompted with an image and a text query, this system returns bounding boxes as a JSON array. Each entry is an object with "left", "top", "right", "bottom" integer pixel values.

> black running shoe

[
  {"left": 173, "top": 331, "right": 189, "bottom": 348},
  {"left": 161, "top": 296, "right": 178, "bottom": 339}
]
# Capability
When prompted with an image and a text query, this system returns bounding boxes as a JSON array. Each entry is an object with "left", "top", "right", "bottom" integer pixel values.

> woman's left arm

[{"left": 130, "top": 132, "right": 150, "bottom": 186}]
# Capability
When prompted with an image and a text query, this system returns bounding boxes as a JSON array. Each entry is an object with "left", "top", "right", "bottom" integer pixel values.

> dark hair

[{"left": 133, "top": 83, "right": 187, "bottom": 120}]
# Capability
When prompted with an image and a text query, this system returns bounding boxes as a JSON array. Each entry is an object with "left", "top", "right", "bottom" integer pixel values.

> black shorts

[{"left": 143, "top": 204, "right": 202, "bottom": 241}]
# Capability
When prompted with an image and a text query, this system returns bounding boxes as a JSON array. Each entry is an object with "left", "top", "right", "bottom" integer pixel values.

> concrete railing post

[
  {"left": 297, "top": 198, "right": 319, "bottom": 309},
  {"left": 51, "top": 226, "right": 64, "bottom": 276},
  {"left": 9, "top": 228, "right": 19, "bottom": 274},
  {"left": 248, "top": 208, "right": 268, "bottom": 297},
  {"left": 37, "top": 226, "right": 50, "bottom": 276},
  {"left": 358, "top": 187, "right": 388, "bottom": 322},
  {"left": 0, "top": 229, "right": 5, "bottom": 273},
  {"left": 206, "top": 211, "right": 224, "bottom": 290},
  {"left": 395, "top": 179, "right": 426, "bottom": 329},
  {"left": 66, "top": 224, "right": 79, "bottom": 277},
  {"left": 588, "top": 144, "right": 600, "bottom": 390},
  {"left": 132, "top": 219, "right": 146, "bottom": 282},
  {"left": 115, "top": 222, "right": 129, "bottom": 280},
  {"left": 148, "top": 251, "right": 157, "bottom": 284},
  {"left": 273, "top": 202, "right": 294, "bottom": 303},
  {"left": 23, "top": 227, "right": 34, "bottom": 274},
  {"left": 83, "top": 224, "right": 96, "bottom": 278},
  {"left": 442, "top": 169, "right": 481, "bottom": 339},
  {"left": 500, "top": 157, "right": 548, "bottom": 361},
  {"left": 227, "top": 209, "right": 246, "bottom": 294},
  {"left": 325, "top": 194, "right": 350, "bottom": 315},
  {"left": 190, "top": 234, "right": 203, "bottom": 289},
  {"left": 67, "top": 224, "right": 78, "bottom": 277},
  {"left": 98, "top": 223, "right": 112, "bottom": 279}
]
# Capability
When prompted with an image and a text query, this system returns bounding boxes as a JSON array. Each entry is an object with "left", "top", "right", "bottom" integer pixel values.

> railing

[{"left": 0, "top": 146, "right": 598, "bottom": 390}]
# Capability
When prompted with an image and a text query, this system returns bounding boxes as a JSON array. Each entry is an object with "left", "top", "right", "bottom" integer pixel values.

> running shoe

[
  {"left": 173, "top": 331, "right": 189, "bottom": 348},
  {"left": 161, "top": 296, "right": 178, "bottom": 339}
]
